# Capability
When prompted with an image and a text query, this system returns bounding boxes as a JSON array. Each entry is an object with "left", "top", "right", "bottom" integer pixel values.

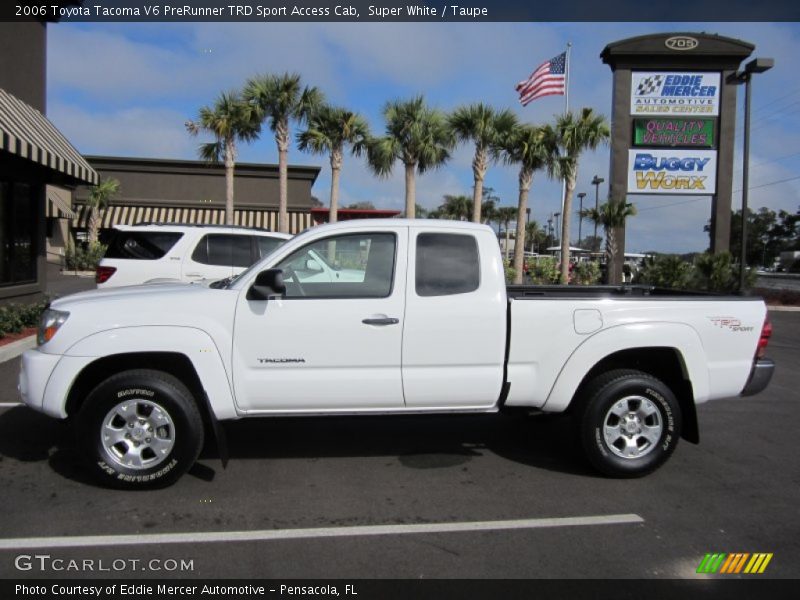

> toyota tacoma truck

[{"left": 18, "top": 220, "right": 774, "bottom": 488}]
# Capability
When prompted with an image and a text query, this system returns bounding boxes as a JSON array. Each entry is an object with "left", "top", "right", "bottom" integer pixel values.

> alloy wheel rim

[
  {"left": 602, "top": 395, "right": 663, "bottom": 459},
  {"left": 100, "top": 399, "right": 175, "bottom": 470}
]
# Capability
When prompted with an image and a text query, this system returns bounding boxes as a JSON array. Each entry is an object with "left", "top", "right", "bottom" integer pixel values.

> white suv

[{"left": 95, "top": 224, "right": 291, "bottom": 288}]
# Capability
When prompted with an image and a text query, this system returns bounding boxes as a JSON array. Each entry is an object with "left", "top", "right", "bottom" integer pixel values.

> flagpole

[{"left": 560, "top": 42, "right": 572, "bottom": 231}]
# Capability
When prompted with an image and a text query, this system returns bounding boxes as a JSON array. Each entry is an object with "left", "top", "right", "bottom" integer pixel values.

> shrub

[
  {"left": 571, "top": 261, "right": 601, "bottom": 285},
  {"left": 526, "top": 257, "right": 560, "bottom": 285},
  {"left": 503, "top": 260, "right": 517, "bottom": 284},
  {"left": 66, "top": 240, "right": 107, "bottom": 271},
  {"left": 692, "top": 252, "right": 756, "bottom": 292},
  {"left": 638, "top": 255, "right": 694, "bottom": 289},
  {"left": 0, "top": 300, "right": 48, "bottom": 339}
]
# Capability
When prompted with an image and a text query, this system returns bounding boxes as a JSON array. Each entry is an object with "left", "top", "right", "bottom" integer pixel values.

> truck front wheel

[
  {"left": 76, "top": 369, "right": 204, "bottom": 489},
  {"left": 576, "top": 369, "right": 681, "bottom": 478}
]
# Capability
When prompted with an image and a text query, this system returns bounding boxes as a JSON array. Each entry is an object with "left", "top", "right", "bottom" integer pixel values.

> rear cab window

[
  {"left": 104, "top": 230, "right": 183, "bottom": 261},
  {"left": 415, "top": 233, "right": 480, "bottom": 296}
]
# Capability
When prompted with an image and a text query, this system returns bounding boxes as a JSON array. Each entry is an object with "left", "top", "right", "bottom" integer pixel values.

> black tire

[
  {"left": 76, "top": 369, "right": 204, "bottom": 489},
  {"left": 575, "top": 369, "right": 681, "bottom": 478}
]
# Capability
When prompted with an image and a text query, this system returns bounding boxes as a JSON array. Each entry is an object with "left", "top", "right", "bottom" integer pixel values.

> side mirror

[
  {"left": 305, "top": 259, "right": 322, "bottom": 272},
  {"left": 246, "top": 269, "right": 285, "bottom": 301}
]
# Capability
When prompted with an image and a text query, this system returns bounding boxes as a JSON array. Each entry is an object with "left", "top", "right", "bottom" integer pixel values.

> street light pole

[
  {"left": 728, "top": 58, "right": 774, "bottom": 291},
  {"left": 577, "top": 192, "right": 586, "bottom": 246},
  {"left": 591, "top": 175, "right": 604, "bottom": 242}
]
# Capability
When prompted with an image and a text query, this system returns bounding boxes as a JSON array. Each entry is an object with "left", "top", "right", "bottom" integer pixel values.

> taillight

[
  {"left": 756, "top": 318, "right": 772, "bottom": 359},
  {"left": 95, "top": 266, "right": 116, "bottom": 284}
]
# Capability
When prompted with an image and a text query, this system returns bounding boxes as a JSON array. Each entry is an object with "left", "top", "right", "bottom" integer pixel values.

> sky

[{"left": 46, "top": 21, "right": 800, "bottom": 253}]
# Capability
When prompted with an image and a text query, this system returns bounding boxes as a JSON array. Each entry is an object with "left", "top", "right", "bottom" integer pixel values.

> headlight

[{"left": 37, "top": 309, "right": 70, "bottom": 346}]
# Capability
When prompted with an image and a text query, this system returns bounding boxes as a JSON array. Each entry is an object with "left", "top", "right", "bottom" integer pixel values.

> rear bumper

[{"left": 741, "top": 358, "right": 775, "bottom": 397}]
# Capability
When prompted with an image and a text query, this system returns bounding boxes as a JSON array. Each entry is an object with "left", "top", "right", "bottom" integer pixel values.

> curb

[
  {"left": 767, "top": 305, "right": 800, "bottom": 312},
  {"left": 0, "top": 335, "right": 36, "bottom": 364}
]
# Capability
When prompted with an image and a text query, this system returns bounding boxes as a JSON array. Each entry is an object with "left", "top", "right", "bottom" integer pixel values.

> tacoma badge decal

[{"left": 258, "top": 358, "right": 306, "bottom": 364}]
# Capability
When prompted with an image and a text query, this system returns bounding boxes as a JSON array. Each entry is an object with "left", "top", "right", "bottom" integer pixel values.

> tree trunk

[
  {"left": 559, "top": 175, "right": 576, "bottom": 284},
  {"left": 513, "top": 168, "right": 533, "bottom": 284},
  {"left": 329, "top": 147, "right": 342, "bottom": 224},
  {"left": 276, "top": 119, "right": 290, "bottom": 233},
  {"left": 606, "top": 229, "right": 617, "bottom": 283},
  {"left": 471, "top": 147, "right": 487, "bottom": 223},
  {"left": 224, "top": 140, "right": 235, "bottom": 226},
  {"left": 404, "top": 162, "right": 416, "bottom": 219},
  {"left": 88, "top": 207, "right": 99, "bottom": 245}
]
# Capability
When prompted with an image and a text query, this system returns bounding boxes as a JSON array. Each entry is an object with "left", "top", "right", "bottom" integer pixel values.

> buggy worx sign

[{"left": 627, "top": 149, "right": 717, "bottom": 194}]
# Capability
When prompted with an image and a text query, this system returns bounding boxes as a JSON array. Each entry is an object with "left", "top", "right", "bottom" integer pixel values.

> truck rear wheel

[
  {"left": 575, "top": 369, "right": 681, "bottom": 478},
  {"left": 76, "top": 369, "right": 204, "bottom": 489}
]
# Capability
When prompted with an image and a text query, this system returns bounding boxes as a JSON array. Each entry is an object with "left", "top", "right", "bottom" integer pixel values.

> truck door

[
  {"left": 402, "top": 229, "right": 507, "bottom": 408},
  {"left": 232, "top": 228, "right": 407, "bottom": 411}
]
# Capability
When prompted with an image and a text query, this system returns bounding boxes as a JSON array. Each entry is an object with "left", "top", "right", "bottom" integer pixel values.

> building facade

[
  {"left": 0, "top": 21, "right": 98, "bottom": 303},
  {"left": 71, "top": 156, "right": 320, "bottom": 239}
]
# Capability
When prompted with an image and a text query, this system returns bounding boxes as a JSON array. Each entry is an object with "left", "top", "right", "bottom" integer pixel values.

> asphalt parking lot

[{"left": 0, "top": 311, "right": 797, "bottom": 581}]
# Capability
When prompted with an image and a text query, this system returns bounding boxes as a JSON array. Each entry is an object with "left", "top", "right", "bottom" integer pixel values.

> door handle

[
  {"left": 185, "top": 272, "right": 203, "bottom": 278},
  {"left": 362, "top": 317, "right": 399, "bottom": 326}
]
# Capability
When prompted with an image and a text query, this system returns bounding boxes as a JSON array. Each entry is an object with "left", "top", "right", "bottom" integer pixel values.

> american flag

[{"left": 515, "top": 52, "right": 567, "bottom": 106}]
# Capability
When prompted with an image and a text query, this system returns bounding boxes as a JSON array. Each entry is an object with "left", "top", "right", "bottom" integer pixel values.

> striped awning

[
  {"left": 73, "top": 205, "right": 311, "bottom": 234},
  {"left": 45, "top": 185, "right": 77, "bottom": 219},
  {"left": 0, "top": 88, "right": 98, "bottom": 185}
]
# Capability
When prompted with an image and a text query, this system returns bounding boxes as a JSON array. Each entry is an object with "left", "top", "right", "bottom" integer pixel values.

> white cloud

[{"left": 48, "top": 103, "right": 196, "bottom": 159}]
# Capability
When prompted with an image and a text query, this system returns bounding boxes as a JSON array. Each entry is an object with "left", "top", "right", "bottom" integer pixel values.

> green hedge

[
  {"left": 638, "top": 252, "right": 757, "bottom": 292},
  {"left": 65, "top": 241, "right": 107, "bottom": 271},
  {"left": 0, "top": 300, "right": 48, "bottom": 339}
]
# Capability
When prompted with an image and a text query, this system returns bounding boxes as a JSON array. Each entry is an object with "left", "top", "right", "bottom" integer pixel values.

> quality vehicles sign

[
  {"left": 628, "top": 149, "right": 717, "bottom": 195},
  {"left": 633, "top": 118, "right": 714, "bottom": 148},
  {"left": 631, "top": 72, "right": 720, "bottom": 116}
]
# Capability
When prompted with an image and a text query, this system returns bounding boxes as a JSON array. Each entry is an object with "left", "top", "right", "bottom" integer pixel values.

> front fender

[
  {"left": 51, "top": 326, "right": 238, "bottom": 420},
  {"left": 543, "top": 322, "right": 709, "bottom": 412}
]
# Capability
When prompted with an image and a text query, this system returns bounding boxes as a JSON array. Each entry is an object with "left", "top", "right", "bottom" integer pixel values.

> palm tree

[
  {"left": 448, "top": 104, "right": 517, "bottom": 223},
  {"left": 367, "top": 96, "right": 453, "bottom": 219},
  {"left": 496, "top": 206, "right": 518, "bottom": 262},
  {"left": 244, "top": 73, "right": 323, "bottom": 233},
  {"left": 525, "top": 220, "right": 544, "bottom": 253},
  {"left": 297, "top": 105, "right": 370, "bottom": 224},
  {"left": 86, "top": 178, "right": 120, "bottom": 244},
  {"left": 580, "top": 201, "right": 637, "bottom": 283},
  {"left": 500, "top": 124, "right": 556, "bottom": 284},
  {"left": 440, "top": 194, "right": 472, "bottom": 220},
  {"left": 550, "top": 108, "right": 610, "bottom": 283},
  {"left": 186, "top": 91, "right": 258, "bottom": 226}
]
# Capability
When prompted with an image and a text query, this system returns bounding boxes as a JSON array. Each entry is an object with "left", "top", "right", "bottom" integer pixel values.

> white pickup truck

[{"left": 18, "top": 220, "right": 774, "bottom": 488}]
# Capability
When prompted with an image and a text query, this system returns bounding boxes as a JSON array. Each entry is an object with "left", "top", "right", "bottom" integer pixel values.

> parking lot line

[
  {"left": 0, "top": 402, "right": 21, "bottom": 408},
  {"left": 0, "top": 514, "right": 643, "bottom": 550}
]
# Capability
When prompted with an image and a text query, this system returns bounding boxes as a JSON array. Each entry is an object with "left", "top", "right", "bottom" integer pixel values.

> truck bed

[{"left": 507, "top": 284, "right": 751, "bottom": 300}]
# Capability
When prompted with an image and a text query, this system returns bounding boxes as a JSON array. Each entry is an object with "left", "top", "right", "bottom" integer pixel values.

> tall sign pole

[
  {"left": 601, "top": 33, "right": 754, "bottom": 285},
  {"left": 560, "top": 42, "right": 572, "bottom": 220}
]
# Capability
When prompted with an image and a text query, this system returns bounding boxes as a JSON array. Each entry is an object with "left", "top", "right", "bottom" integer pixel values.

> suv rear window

[
  {"left": 256, "top": 236, "right": 286, "bottom": 258},
  {"left": 104, "top": 231, "right": 184, "bottom": 260},
  {"left": 192, "top": 234, "right": 254, "bottom": 268}
]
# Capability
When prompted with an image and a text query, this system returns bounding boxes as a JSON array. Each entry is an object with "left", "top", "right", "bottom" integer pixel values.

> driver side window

[{"left": 276, "top": 233, "right": 396, "bottom": 298}]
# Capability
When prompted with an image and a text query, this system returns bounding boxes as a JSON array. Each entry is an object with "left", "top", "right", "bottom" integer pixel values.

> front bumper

[
  {"left": 741, "top": 358, "right": 775, "bottom": 397},
  {"left": 18, "top": 349, "right": 61, "bottom": 413}
]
